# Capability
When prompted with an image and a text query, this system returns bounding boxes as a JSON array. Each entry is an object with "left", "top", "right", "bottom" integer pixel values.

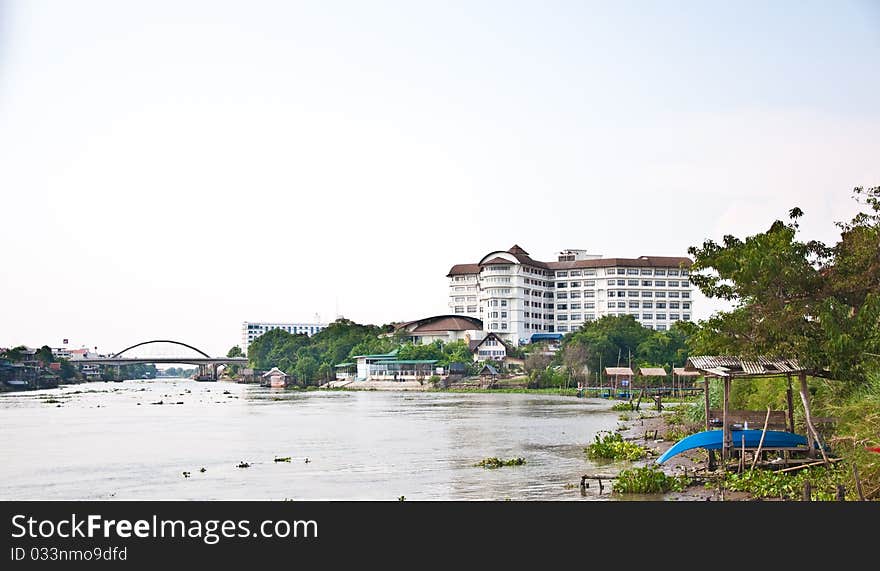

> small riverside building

[
  {"left": 340, "top": 350, "right": 437, "bottom": 382},
  {"left": 390, "top": 315, "right": 484, "bottom": 345},
  {"left": 261, "top": 367, "right": 289, "bottom": 388}
]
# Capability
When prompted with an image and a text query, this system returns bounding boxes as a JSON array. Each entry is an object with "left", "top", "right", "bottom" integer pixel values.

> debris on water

[
  {"left": 223, "top": 391, "right": 231, "bottom": 395},
  {"left": 304, "top": 458, "right": 311, "bottom": 464},
  {"left": 137, "top": 403, "right": 141, "bottom": 405},
  {"left": 175, "top": 401, "right": 184, "bottom": 405},
  {"left": 151, "top": 400, "right": 164, "bottom": 405},
  {"left": 199, "top": 467, "right": 206, "bottom": 473},
  {"left": 43, "top": 399, "right": 62, "bottom": 404},
  {"left": 237, "top": 462, "right": 251, "bottom": 468},
  {"left": 274, "top": 457, "right": 291, "bottom": 463},
  {"left": 182, "top": 471, "right": 191, "bottom": 478}
]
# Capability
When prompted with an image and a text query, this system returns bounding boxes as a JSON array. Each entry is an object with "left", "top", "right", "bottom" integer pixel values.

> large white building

[
  {"left": 241, "top": 321, "right": 328, "bottom": 353},
  {"left": 447, "top": 245, "right": 694, "bottom": 346}
]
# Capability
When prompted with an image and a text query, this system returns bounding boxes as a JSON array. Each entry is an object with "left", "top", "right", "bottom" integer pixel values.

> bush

[
  {"left": 585, "top": 431, "right": 647, "bottom": 461},
  {"left": 475, "top": 457, "right": 526, "bottom": 469}
]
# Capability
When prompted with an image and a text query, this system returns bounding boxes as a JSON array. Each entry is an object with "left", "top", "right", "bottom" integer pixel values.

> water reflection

[{"left": 0, "top": 379, "right": 624, "bottom": 500}]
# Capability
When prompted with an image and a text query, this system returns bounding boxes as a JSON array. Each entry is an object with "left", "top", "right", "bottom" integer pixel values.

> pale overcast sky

[{"left": 1, "top": 1, "right": 878, "bottom": 357}]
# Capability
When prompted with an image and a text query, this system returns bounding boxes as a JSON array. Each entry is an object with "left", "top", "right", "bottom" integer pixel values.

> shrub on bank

[{"left": 585, "top": 431, "right": 647, "bottom": 461}]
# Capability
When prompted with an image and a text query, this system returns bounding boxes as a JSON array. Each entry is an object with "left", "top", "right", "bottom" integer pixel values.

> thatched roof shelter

[{"left": 685, "top": 355, "right": 827, "bottom": 465}]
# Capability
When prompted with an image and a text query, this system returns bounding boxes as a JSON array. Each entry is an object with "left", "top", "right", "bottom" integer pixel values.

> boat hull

[{"left": 655, "top": 429, "right": 810, "bottom": 465}]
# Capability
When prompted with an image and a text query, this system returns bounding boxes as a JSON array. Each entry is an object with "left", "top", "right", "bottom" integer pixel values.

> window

[
  {"left": 669, "top": 313, "right": 680, "bottom": 320},
  {"left": 556, "top": 271, "right": 568, "bottom": 277},
  {"left": 455, "top": 306, "right": 464, "bottom": 313},
  {"left": 669, "top": 302, "right": 680, "bottom": 309},
  {"left": 655, "top": 292, "right": 666, "bottom": 298},
  {"left": 656, "top": 324, "right": 667, "bottom": 331},
  {"left": 617, "top": 279, "right": 627, "bottom": 285},
  {"left": 642, "top": 280, "right": 652, "bottom": 286},
  {"left": 584, "top": 269, "right": 596, "bottom": 276},
  {"left": 558, "top": 314, "right": 568, "bottom": 321},
  {"left": 642, "top": 313, "right": 653, "bottom": 320},
  {"left": 608, "top": 291, "right": 615, "bottom": 297},
  {"left": 570, "top": 270, "right": 582, "bottom": 277},
  {"left": 616, "top": 269, "right": 625, "bottom": 275},
  {"left": 655, "top": 269, "right": 666, "bottom": 276},
  {"left": 641, "top": 291, "right": 652, "bottom": 297},
  {"left": 584, "top": 290, "right": 595, "bottom": 298},
  {"left": 558, "top": 325, "right": 568, "bottom": 332},
  {"left": 668, "top": 269, "right": 679, "bottom": 276},
  {"left": 570, "top": 291, "right": 581, "bottom": 299},
  {"left": 617, "top": 302, "right": 626, "bottom": 308},
  {"left": 570, "top": 303, "right": 581, "bottom": 310},
  {"left": 655, "top": 313, "right": 667, "bottom": 320},
  {"left": 490, "top": 300, "right": 499, "bottom": 306},
  {"left": 557, "top": 282, "right": 567, "bottom": 288},
  {"left": 501, "top": 300, "right": 507, "bottom": 307},
  {"left": 654, "top": 280, "right": 666, "bottom": 287},
  {"left": 557, "top": 292, "right": 568, "bottom": 299},
  {"left": 557, "top": 304, "right": 568, "bottom": 310},
  {"left": 490, "top": 323, "right": 498, "bottom": 330},
  {"left": 628, "top": 279, "right": 639, "bottom": 286},
  {"left": 585, "top": 313, "right": 595, "bottom": 321},
  {"left": 467, "top": 296, "right": 476, "bottom": 302},
  {"left": 571, "top": 313, "right": 581, "bottom": 320},
  {"left": 584, "top": 280, "right": 595, "bottom": 287},
  {"left": 682, "top": 292, "right": 690, "bottom": 298},
  {"left": 683, "top": 302, "right": 691, "bottom": 309},
  {"left": 501, "top": 323, "right": 508, "bottom": 330},
  {"left": 490, "top": 311, "right": 499, "bottom": 318},
  {"left": 629, "top": 301, "right": 639, "bottom": 308},
  {"left": 501, "top": 311, "right": 507, "bottom": 318},
  {"left": 683, "top": 314, "right": 691, "bottom": 321},
  {"left": 668, "top": 292, "right": 680, "bottom": 298},
  {"left": 570, "top": 281, "right": 581, "bottom": 287},
  {"left": 584, "top": 302, "right": 595, "bottom": 309},
  {"left": 642, "top": 301, "right": 653, "bottom": 309},
  {"left": 627, "top": 291, "right": 639, "bottom": 297},
  {"left": 668, "top": 280, "right": 679, "bottom": 287},
  {"left": 455, "top": 296, "right": 465, "bottom": 302},
  {"left": 627, "top": 268, "right": 639, "bottom": 275},
  {"left": 467, "top": 306, "right": 477, "bottom": 313},
  {"left": 455, "top": 286, "right": 465, "bottom": 292},
  {"left": 656, "top": 302, "right": 666, "bottom": 309},
  {"left": 641, "top": 269, "right": 653, "bottom": 275},
  {"left": 680, "top": 270, "right": 689, "bottom": 276}
]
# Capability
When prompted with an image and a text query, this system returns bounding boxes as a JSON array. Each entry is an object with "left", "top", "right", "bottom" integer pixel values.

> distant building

[
  {"left": 390, "top": 315, "right": 484, "bottom": 345},
  {"left": 447, "top": 244, "right": 694, "bottom": 346},
  {"left": 469, "top": 332, "right": 524, "bottom": 369},
  {"left": 241, "top": 321, "right": 328, "bottom": 353},
  {"left": 337, "top": 349, "right": 437, "bottom": 382}
]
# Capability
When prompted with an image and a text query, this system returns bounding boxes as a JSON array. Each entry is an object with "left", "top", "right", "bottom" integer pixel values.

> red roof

[
  {"left": 447, "top": 263, "right": 481, "bottom": 276},
  {"left": 395, "top": 315, "right": 483, "bottom": 333},
  {"left": 450, "top": 247, "right": 692, "bottom": 275}
]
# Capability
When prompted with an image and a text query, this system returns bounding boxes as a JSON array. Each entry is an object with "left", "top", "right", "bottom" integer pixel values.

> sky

[{"left": 1, "top": 0, "right": 879, "bottom": 357}]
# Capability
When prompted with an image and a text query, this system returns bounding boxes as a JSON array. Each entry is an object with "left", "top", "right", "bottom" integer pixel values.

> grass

[{"left": 613, "top": 466, "right": 690, "bottom": 494}]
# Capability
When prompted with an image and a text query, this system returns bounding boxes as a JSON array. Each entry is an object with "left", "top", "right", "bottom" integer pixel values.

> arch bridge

[{"left": 76, "top": 340, "right": 247, "bottom": 381}]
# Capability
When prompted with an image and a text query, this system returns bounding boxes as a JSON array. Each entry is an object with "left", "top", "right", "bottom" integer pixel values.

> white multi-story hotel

[
  {"left": 241, "top": 321, "right": 328, "bottom": 353},
  {"left": 447, "top": 245, "right": 694, "bottom": 346}
]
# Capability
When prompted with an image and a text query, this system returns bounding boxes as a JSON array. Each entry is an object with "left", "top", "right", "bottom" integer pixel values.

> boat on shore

[{"left": 655, "top": 429, "right": 812, "bottom": 465}]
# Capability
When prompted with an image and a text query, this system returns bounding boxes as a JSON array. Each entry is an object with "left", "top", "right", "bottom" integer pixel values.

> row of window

[
  {"left": 608, "top": 291, "right": 691, "bottom": 298},
  {"left": 556, "top": 268, "right": 688, "bottom": 278}
]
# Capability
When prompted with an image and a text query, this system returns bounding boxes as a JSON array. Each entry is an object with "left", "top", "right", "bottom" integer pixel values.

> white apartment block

[
  {"left": 447, "top": 245, "right": 694, "bottom": 346},
  {"left": 241, "top": 321, "right": 328, "bottom": 353}
]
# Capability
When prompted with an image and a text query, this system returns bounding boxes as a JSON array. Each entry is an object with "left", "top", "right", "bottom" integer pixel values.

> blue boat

[{"left": 655, "top": 429, "right": 812, "bottom": 465}]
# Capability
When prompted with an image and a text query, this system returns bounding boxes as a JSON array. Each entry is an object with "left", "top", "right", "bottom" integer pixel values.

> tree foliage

[{"left": 687, "top": 186, "right": 880, "bottom": 385}]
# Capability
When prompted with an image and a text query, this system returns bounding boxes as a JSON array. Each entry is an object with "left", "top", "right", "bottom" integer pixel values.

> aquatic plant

[
  {"left": 613, "top": 466, "right": 690, "bottom": 494},
  {"left": 274, "top": 457, "right": 291, "bottom": 462},
  {"left": 585, "top": 431, "right": 647, "bottom": 461},
  {"left": 475, "top": 457, "right": 526, "bottom": 469},
  {"left": 717, "top": 464, "right": 850, "bottom": 501}
]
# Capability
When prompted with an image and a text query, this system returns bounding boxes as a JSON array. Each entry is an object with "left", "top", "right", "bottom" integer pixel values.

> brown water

[{"left": 0, "top": 378, "right": 627, "bottom": 500}]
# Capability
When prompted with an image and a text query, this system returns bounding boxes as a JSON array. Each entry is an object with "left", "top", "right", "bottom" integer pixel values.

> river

[{"left": 0, "top": 378, "right": 627, "bottom": 500}]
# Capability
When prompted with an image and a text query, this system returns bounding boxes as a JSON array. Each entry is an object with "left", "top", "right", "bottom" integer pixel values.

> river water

[{"left": 0, "top": 378, "right": 628, "bottom": 500}]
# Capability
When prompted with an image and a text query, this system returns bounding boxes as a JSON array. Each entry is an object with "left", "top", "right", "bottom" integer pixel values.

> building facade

[
  {"left": 241, "top": 321, "right": 328, "bottom": 353},
  {"left": 447, "top": 245, "right": 693, "bottom": 346}
]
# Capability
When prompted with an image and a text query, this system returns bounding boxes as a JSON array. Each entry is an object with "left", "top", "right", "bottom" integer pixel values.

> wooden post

[
  {"left": 853, "top": 463, "right": 865, "bottom": 501},
  {"left": 785, "top": 374, "right": 795, "bottom": 433},
  {"left": 751, "top": 406, "right": 772, "bottom": 471},
  {"left": 836, "top": 485, "right": 846, "bottom": 501},
  {"left": 722, "top": 376, "right": 731, "bottom": 464},
  {"left": 703, "top": 378, "right": 710, "bottom": 431},
  {"left": 797, "top": 371, "right": 828, "bottom": 463},
  {"left": 803, "top": 481, "right": 812, "bottom": 502}
]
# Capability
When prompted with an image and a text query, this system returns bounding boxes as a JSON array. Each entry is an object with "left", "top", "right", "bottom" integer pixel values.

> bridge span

[{"left": 76, "top": 340, "right": 247, "bottom": 381}]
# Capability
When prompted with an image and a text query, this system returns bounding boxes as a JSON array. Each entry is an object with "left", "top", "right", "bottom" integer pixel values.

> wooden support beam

[
  {"left": 798, "top": 372, "right": 829, "bottom": 464},
  {"left": 786, "top": 374, "right": 795, "bottom": 433},
  {"left": 722, "top": 376, "right": 732, "bottom": 464},
  {"left": 704, "top": 378, "right": 710, "bottom": 431}
]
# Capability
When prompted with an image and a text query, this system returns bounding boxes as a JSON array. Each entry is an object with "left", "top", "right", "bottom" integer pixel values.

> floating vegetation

[
  {"left": 611, "top": 402, "right": 634, "bottom": 411},
  {"left": 585, "top": 431, "right": 647, "bottom": 461},
  {"left": 613, "top": 466, "right": 689, "bottom": 494},
  {"left": 199, "top": 467, "right": 206, "bottom": 473},
  {"left": 182, "top": 471, "right": 191, "bottom": 478},
  {"left": 237, "top": 462, "right": 251, "bottom": 469},
  {"left": 475, "top": 457, "right": 526, "bottom": 469},
  {"left": 42, "top": 399, "right": 62, "bottom": 404},
  {"left": 274, "top": 457, "right": 291, "bottom": 463},
  {"left": 398, "top": 495, "right": 406, "bottom": 501},
  {"left": 151, "top": 400, "right": 164, "bottom": 405},
  {"left": 717, "top": 464, "right": 850, "bottom": 501}
]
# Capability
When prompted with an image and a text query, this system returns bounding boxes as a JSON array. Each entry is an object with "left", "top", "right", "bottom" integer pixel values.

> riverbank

[{"left": 614, "top": 403, "right": 753, "bottom": 501}]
